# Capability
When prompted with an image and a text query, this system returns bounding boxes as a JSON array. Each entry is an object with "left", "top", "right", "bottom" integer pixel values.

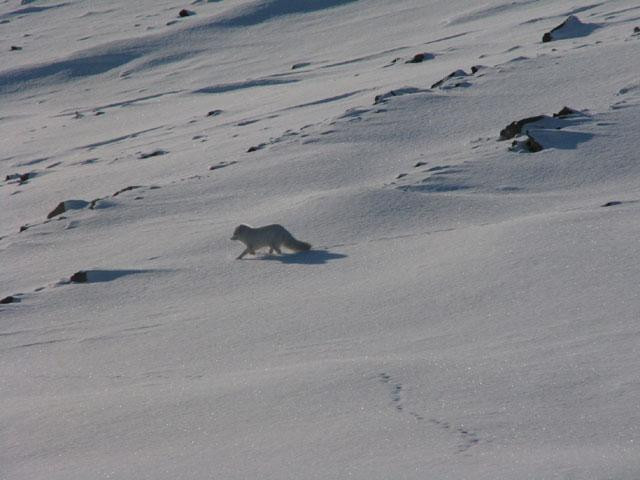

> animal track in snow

[
  {"left": 377, "top": 372, "right": 480, "bottom": 452},
  {"left": 378, "top": 373, "right": 422, "bottom": 418},
  {"left": 428, "top": 418, "right": 480, "bottom": 453}
]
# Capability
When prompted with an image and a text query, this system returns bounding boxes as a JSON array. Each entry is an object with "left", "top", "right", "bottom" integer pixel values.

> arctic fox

[{"left": 231, "top": 224, "right": 311, "bottom": 259}]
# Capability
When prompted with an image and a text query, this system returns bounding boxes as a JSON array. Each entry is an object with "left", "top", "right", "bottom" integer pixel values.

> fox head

[{"left": 231, "top": 224, "right": 250, "bottom": 241}]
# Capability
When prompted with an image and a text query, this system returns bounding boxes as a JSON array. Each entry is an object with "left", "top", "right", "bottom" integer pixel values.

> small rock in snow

[
  {"left": 405, "top": 53, "right": 434, "bottom": 64},
  {"left": 499, "top": 116, "right": 546, "bottom": 140},
  {"left": 542, "top": 15, "right": 597, "bottom": 43},
  {"left": 47, "top": 200, "right": 90, "bottom": 219},
  {"left": 69, "top": 271, "right": 88, "bottom": 283},
  {"left": 431, "top": 69, "right": 469, "bottom": 89},
  {"left": 247, "top": 143, "right": 266, "bottom": 153},
  {"left": 291, "top": 62, "right": 311, "bottom": 70},
  {"left": 510, "top": 133, "right": 544, "bottom": 153},
  {"left": 553, "top": 106, "right": 580, "bottom": 118},
  {"left": 138, "top": 149, "right": 168, "bottom": 159}
]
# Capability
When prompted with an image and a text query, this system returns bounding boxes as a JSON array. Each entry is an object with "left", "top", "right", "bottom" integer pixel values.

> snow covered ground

[{"left": 2, "top": 0, "right": 640, "bottom": 478}]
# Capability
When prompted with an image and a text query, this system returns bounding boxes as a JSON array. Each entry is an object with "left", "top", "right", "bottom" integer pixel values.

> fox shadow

[{"left": 255, "top": 249, "right": 347, "bottom": 265}]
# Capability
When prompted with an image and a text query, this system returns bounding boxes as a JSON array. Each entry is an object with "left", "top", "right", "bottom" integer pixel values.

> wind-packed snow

[{"left": 2, "top": 0, "right": 640, "bottom": 478}]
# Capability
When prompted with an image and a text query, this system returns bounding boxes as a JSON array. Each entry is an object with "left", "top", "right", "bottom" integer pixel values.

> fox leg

[
  {"left": 270, "top": 244, "right": 282, "bottom": 255},
  {"left": 237, "top": 248, "right": 250, "bottom": 259}
]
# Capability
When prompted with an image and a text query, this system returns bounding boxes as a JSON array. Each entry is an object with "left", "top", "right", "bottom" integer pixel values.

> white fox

[{"left": 231, "top": 224, "right": 312, "bottom": 259}]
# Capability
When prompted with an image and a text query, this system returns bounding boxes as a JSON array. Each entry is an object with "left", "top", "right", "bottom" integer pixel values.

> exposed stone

[
  {"left": 511, "top": 134, "right": 544, "bottom": 153},
  {"left": 291, "top": 62, "right": 311, "bottom": 70},
  {"left": 46, "top": 200, "right": 90, "bottom": 219},
  {"left": 247, "top": 143, "right": 266, "bottom": 153},
  {"left": 414, "top": 161, "right": 427, "bottom": 167},
  {"left": 138, "top": 149, "right": 168, "bottom": 159},
  {"left": 405, "top": 53, "right": 435, "bottom": 64},
  {"left": 602, "top": 201, "right": 623, "bottom": 207},
  {"left": 207, "top": 109, "right": 223, "bottom": 117},
  {"left": 499, "top": 115, "right": 545, "bottom": 140},
  {"left": 113, "top": 185, "right": 143, "bottom": 197},
  {"left": 553, "top": 106, "right": 580, "bottom": 118},
  {"left": 0, "top": 296, "right": 18, "bottom": 304},
  {"left": 431, "top": 69, "right": 468, "bottom": 89},
  {"left": 47, "top": 202, "right": 67, "bottom": 219},
  {"left": 523, "top": 134, "right": 543, "bottom": 152},
  {"left": 10, "top": 45, "right": 22, "bottom": 51},
  {"left": 373, "top": 87, "right": 423, "bottom": 105},
  {"left": 209, "top": 161, "right": 237, "bottom": 171},
  {"left": 542, "top": 15, "right": 595, "bottom": 43},
  {"left": 70, "top": 271, "right": 88, "bottom": 283},
  {"left": 178, "top": 9, "right": 195, "bottom": 17}
]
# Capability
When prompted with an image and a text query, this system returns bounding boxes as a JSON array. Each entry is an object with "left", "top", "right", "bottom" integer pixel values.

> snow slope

[{"left": 2, "top": 0, "right": 640, "bottom": 478}]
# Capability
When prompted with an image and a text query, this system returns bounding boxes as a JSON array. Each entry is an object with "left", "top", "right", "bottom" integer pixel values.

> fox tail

[{"left": 284, "top": 237, "right": 312, "bottom": 252}]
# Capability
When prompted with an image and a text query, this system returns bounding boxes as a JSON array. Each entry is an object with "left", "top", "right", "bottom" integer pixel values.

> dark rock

[
  {"left": 431, "top": 69, "right": 468, "bottom": 89},
  {"left": 542, "top": 15, "right": 596, "bottom": 43},
  {"left": 602, "top": 201, "right": 623, "bottom": 207},
  {"left": 499, "top": 115, "right": 545, "bottom": 140},
  {"left": 553, "top": 106, "right": 579, "bottom": 117},
  {"left": 470, "top": 65, "right": 485, "bottom": 74},
  {"left": 634, "top": 26, "right": 640, "bottom": 34},
  {"left": 247, "top": 143, "right": 266, "bottom": 153},
  {"left": 47, "top": 202, "right": 67, "bottom": 219},
  {"left": 46, "top": 200, "right": 90, "bottom": 219},
  {"left": 19, "top": 172, "right": 31, "bottom": 183},
  {"left": 523, "top": 135, "right": 543, "bottom": 152},
  {"left": 113, "top": 185, "right": 143, "bottom": 197},
  {"left": 291, "top": 62, "right": 311, "bottom": 70},
  {"left": 405, "top": 53, "right": 434, "bottom": 64},
  {"left": 209, "top": 161, "right": 237, "bottom": 171},
  {"left": 511, "top": 134, "right": 544, "bottom": 153},
  {"left": 414, "top": 161, "right": 427, "bottom": 167},
  {"left": 396, "top": 173, "right": 408, "bottom": 179},
  {"left": 373, "top": 87, "right": 423, "bottom": 105},
  {"left": 5, "top": 173, "right": 20, "bottom": 181},
  {"left": 138, "top": 149, "right": 168, "bottom": 159},
  {"left": 207, "top": 109, "right": 223, "bottom": 117},
  {"left": 0, "top": 296, "right": 18, "bottom": 304},
  {"left": 178, "top": 9, "right": 195, "bottom": 17},
  {"left": 70, "top": 271, "right": 88, "bottom": 283},
  {"left": 19, "top": 225, "right": 30, "bottom": 232},
  {"left": 10, "top": 45, "right": 22, "bottom": 51}
]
